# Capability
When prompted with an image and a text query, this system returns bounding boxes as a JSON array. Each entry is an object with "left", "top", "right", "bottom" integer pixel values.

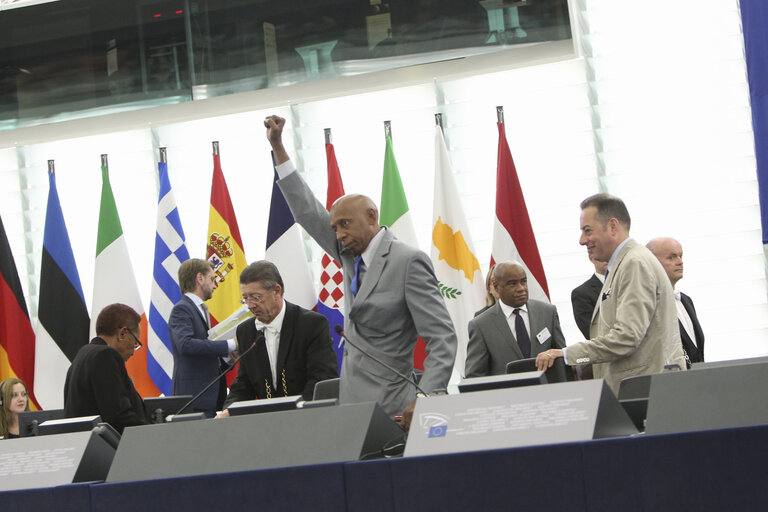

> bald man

[
  {"left": 465, "top": 261, "right": 566, "bottom": 377},
  {"left": 647, "top": 237, "right": 705, "bottom": 367},
  {"left": 264, "top": 115, "right": 457, "bottom": 429}
]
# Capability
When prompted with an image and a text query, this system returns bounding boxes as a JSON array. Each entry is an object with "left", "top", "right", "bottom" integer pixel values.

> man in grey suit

[
  {"left": 264, "top": 115, "right": 457, "bottom": 428},
  {"left": 465, "top": 261, "right": 565, "bottom": 377},
  {"left": 647, "top": 237, "right": 705, "bottom": 367},
  {"left": 536, "top": 194, "right": 686, "bottom": 394}
]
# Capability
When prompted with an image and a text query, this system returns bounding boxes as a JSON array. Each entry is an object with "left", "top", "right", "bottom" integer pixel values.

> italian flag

[
  {"left": 379, "top": 130, "right": 425, "bottom": 368},
  {"left": 91, "top": 158, "right": 160, "bottom": 397}
]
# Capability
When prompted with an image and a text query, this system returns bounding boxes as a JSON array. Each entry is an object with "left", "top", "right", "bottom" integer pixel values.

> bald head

[
  {"left": 330, "top": 194, "right": 381, "bottom": 255},
  {"left": 492, "top": 261, "right": 529, "bottom": 308},
  {"left": 647, "top": 237, "right": 684, "bottom": 287}
]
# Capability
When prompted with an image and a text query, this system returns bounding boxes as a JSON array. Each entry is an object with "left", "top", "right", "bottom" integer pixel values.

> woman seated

[{"left": 0, "top": 378, "right": 30, "bottom": 439}]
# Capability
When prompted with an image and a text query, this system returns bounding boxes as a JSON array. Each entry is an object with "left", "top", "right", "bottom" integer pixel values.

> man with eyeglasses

[
  {"left": 169, "top": 258, "right": 238, "bottom": 417},
  {"left": 64, "top": 303, "right": 148, "bottom": 434},
  {"left": 218, "top": 261, "right": 337, "bottom": 414}
]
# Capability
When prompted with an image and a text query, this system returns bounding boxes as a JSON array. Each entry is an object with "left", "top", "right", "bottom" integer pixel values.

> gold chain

[
  {"left": 264, "top": 379, "right": 272, "bottom": 399},
  {"left": 281, "top": 368, "right": 288, "bottom": 396}
]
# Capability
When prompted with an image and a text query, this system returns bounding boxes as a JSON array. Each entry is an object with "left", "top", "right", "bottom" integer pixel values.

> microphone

[
  {"left": 174, "top": 338, "right": 260, "bottom": 417},
  {"left": 334, "top": 325, "right": 429, "bottom": 397}
]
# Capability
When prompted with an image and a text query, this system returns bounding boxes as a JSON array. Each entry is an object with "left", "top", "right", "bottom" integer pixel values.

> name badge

[{"left": 536, "top": 327, "right": 551, "bottom": 345}]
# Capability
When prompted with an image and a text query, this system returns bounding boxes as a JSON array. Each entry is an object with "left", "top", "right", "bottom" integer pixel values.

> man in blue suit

[{"left": 169, "top": 258, "right": 237, "bottom": 417}]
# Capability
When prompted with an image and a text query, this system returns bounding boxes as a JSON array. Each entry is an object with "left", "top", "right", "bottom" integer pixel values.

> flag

[
  {"left": 0, "top": 216, "right": 39, "bottom": 409},
  {"left": 266, "top": 153, "right": 316, "bottom": 310},
  {"left": 206, "top": 150, "right": 248, "bottom": 386},
  {"left": 379, "top": 130, "right": 426, "bottom": 368},
  {"left": 34, "top": 168, "right": 89, "bottom": 409},
  {"left": 91, "top": 159, "right": 161, "bottom": 397},
  {"left": 431, "top": 126, "right": 486, "bottom": 380},
  {"left": 316, "top": 139, "right": 346, "bottom": 371},
  {"left": 147, "top": 158, "right": 189, "bottom": 396},
  {"left": 206, "top": 151, "right": 248, "bottom": 324},
  {"left": 491, "top": 121, "right": 550, "bottom": 300},
  {"left": 380, "top": 133, "right": 418, "bottom": 246}
]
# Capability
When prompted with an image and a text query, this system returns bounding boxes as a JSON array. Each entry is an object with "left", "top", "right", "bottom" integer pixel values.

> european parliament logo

[{"left": 428, "top": 425, "right": 447, "bottom": 438}]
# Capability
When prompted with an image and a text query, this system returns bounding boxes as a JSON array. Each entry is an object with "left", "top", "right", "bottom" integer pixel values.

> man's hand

[
  {"left": 264, "top": 115, "right": 285, "bottom": 144},
  {"left": 402, "top": 399, "right": 417, "bottom": 430},
  {"left": 535, "top": 349, "right": 564, "bottom": 371},
  {"left": 215, "top": 409, "right": 230, "bottom": 418}
]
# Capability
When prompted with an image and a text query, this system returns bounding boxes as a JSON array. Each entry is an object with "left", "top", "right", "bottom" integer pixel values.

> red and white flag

[{"left": 491, "top": 121, "right": 550, "bottom": 301}]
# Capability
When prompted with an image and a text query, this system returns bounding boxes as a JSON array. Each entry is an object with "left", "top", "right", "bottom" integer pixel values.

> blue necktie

[{"left": 350, "top": 256, "right": 363, "bottom": 296}]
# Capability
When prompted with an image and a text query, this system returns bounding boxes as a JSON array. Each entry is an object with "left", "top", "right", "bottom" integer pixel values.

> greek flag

[{"left": 148, "top": 158, "right": 189, "bottom": 395}]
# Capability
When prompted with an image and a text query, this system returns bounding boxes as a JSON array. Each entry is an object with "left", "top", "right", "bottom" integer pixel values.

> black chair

[
  {"left": 505, "top": 357, "right": 573, "bottom": 383},
  {"left": 312, "top": 378, "right": 340, "bottom": 401}
]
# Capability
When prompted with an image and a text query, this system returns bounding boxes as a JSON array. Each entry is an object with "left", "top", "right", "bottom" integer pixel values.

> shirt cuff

[
  {"left": 276, "top": 160, "right": 296, "bottom": 180},
  {"left": 227, "top": 339, "right": 237, "bottom": 353},
  {"left": 561, "top": 347, "right": 568, "bottom": 361}
]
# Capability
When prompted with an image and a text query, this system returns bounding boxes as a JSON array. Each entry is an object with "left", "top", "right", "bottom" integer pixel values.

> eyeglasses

[
  {"left": 239, "top": 295, "right": 265, "bottom": 305},
  {"left": 125, "top": 329, "right": 143, "bottom": 350}
]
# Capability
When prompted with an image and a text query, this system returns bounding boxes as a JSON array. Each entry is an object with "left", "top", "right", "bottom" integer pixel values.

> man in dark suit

[
  {"left": 220, "top": 261, "right": 338, "bottom": 411},
  {"left": 647, "top": 237, "right": 705, "bottom": 367},
  {"left": 169, "top": 258, "right": 236, "bottom": 417},
  {"left": 64, "top": 304, "right": 148, "bottom": 434},
  {"left": 265, "top": 115, "right": 457, "bottom": 429},
  {"left": 571, "top": 255, "right": 608, "bottom": 340},
  {"left": 465, "top": 261, "right": 566, "bottom": 377}
]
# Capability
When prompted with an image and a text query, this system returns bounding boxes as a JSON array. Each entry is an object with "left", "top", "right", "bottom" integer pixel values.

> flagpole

[
  {"left": 159, "top": 147, "right": 167, "bottom": 163},
  {"left": 212, "top": 141, "right": 220, "bottom": 156},
  {"left": 384, "top": 120, "right": 392, "bottom": 140},
  {"left": 324, "top": 128, "right": 332, "bottom": 145},
  {"left": 497, "top": 106, "right": 505, "bottom": 125},
  {"left": 47, "top": 159, "right": 55, "bottom": 176},
  {"left": 435, "top": 113, "right": 443, "bottom": 130}
]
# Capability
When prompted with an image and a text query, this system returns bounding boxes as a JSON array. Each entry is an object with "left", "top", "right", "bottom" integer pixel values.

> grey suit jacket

[
  {"left": 565, "top": 239, "right": 686, "bottom": 394},
  {"left": 465, "top": 299, "right": 566, "bottom": 377},
  {"left": 278, "top": 169, "right": 457, "bottom": 417}
]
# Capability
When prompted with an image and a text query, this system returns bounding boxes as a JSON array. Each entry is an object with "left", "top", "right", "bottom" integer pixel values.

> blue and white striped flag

[{"left": 148, "top": 157, "right": 189, "bottom": 395}]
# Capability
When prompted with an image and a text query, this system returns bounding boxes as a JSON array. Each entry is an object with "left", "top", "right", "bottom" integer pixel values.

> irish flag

[{"left": 91, "top": 155, "right": 160, "bottom": 397}]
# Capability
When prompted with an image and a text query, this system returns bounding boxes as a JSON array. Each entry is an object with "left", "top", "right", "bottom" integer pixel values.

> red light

[
  {"left": 153, "top": 13, "right": 162, "bottom": 18},
  {"left": 175, "top": 9, "right": 183, "bottom": 14}
]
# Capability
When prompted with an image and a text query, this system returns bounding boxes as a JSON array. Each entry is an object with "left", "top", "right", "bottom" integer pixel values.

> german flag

[{"left": 0, "top": 215, "right": 39, "bottom": 409}]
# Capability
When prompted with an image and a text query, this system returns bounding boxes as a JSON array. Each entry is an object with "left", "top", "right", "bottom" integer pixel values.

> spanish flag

[
  {"left": 205, "top": 146, "right": 247, "bottom": 330},
  {"left": 0, "top": 215, "right": 40, "bottom": 409}
]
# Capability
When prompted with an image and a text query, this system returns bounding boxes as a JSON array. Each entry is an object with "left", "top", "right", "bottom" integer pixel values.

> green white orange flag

[
  {"left": 431, "top": 125, "right": 485, "bottom": 381},
  {"left": 91, "top": 156, "right": 160, "bottom": 397}
]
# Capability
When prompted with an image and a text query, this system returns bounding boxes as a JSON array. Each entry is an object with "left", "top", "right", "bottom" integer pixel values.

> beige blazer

[{"left": 565, "top": 239, "right": 686, "bottom": 394}]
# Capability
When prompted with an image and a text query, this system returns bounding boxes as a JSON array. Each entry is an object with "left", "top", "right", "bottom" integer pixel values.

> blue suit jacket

[{"left": 169, "top": 295, "right": 231, "bottom": 415}]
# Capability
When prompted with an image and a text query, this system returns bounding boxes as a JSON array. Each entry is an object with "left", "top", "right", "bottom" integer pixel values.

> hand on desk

[{"left": 535, "top": 349, "right": 564, "bottom": 371}]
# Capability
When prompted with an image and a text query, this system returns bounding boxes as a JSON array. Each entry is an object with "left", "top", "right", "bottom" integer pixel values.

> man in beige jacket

[{"left": 536, "top": 193, "right": 686, "bottom": 394}]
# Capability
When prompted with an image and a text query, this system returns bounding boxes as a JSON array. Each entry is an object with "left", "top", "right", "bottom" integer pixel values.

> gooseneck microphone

[
  {"left": 334, "top": 325, "right": 429, "bottom": 397},
  {"left": 174, "top": 339, "right": 260, "bottom": 417}
]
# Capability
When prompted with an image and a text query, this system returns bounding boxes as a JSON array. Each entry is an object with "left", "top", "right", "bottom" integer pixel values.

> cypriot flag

[
  {"left": 91, "top": 155, "right": 160, "bottom": 397},
  {"left": 431, "top": 125, "right": 485, "bottom": 382}
]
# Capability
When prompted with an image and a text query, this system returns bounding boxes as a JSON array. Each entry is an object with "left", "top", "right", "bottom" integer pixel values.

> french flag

[{"left": 266, "top": 153, "right": 316, "bottom": 310}]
